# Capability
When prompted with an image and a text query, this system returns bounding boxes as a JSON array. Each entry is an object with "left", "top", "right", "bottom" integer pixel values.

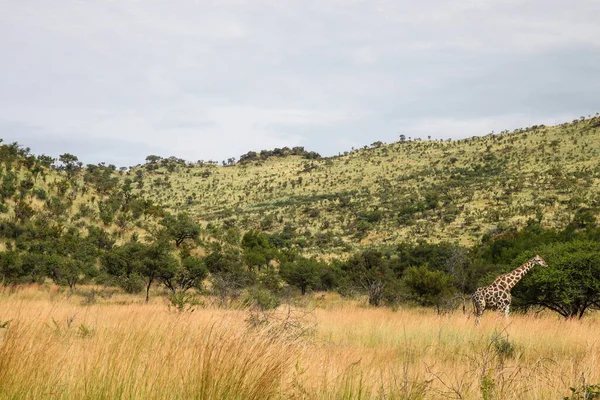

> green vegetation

[
  {"left": 1, "top": 116, "right": 600, "bottom": 318},
  {"left": 132, "top": 116, "right": 600, "bottom": 253}
]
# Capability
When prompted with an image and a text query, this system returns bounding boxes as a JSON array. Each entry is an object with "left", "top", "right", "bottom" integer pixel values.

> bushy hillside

[
  {"left": 0, "top": 142, "right": 162, "bottom": 247},
  {"left": 2, "top": 116, "right": 600, "bottom": 259},
  {"left": 1, "top": 116, "right": 600, "bottom": 317},
  {"left": 131, "top": 116, "right": 600, "bottom": 254}
]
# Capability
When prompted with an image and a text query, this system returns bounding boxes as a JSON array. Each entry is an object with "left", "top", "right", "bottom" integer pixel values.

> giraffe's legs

[
  {"left": 498, "top": 303, "right": 510, "bottom": 319},
  {"left": 473, "top": 297, "right": 485, "bottom": 326}
]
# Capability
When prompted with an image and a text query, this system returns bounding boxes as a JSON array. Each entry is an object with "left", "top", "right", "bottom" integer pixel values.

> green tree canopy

[
  {"left": 160, "top": 253, "right": 208, "bottom": 293},
  {"left": 403, "top": 266, "right": 455, "bottom": 313},
  {"left": 145, "top": 155, "right": 162, "bottom": 164},
  {"left": 205, "top": 247, "right": 254, "bottom": 301},
  {"left": 140, "top": 242, "right": 178, "bottom": 302},
  {"left": 101, "top": 241, "right": 147, "bottom": 278},
  {"left": 241, "top": 230, "right": 276, "bottom": 270},
  {"left": 160, "top": 212, "right": 201, "bottom": 247},
  {"left": 58, "top": 153, "right": 82, "bottom": 178},
  {"left": 513, "top": 240, "right": 600, "bottom": 318},
  {"left": 279, "top": 257, "right": 322, "bottom": 295},
  {"left": 341, "top": 249, "right": 397, "bottom": 306},
  {"left": 102, "top": 240, "right": 178, "bottom": 302}
]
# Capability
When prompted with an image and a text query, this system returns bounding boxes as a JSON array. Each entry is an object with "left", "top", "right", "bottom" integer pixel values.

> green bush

[
  {"left": 243, "top": 288, "right": 280, "bottom": 310},
  {"left": 117, "top": 273, "right": 145, "bottom": 294},
  {"left": 32, "top": 188, "right": 47, "bottom": 200},
  {"left": 168, "top": 292, "right": 201, "bottom": 312},
  {"left": 403, "top": 266, "right": 455, "bottom": 313}
]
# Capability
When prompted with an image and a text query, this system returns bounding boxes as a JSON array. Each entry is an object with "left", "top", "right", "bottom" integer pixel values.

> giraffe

[{"left": 472, "top": 254, "right": 547, "bottom": 325}]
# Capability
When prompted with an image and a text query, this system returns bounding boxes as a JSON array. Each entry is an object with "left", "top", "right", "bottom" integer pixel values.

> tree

[
  {"left": 342, "top": 249, "right": 396, "bottom": 306},
  {"left": 0, "top": 171, "right": 17, "bottom": 201},
  {"left": 161, "top": 254, "right": 208, "bottom": 293},
  {"left": 121, "top": 178, "right": 134, "bottom": 204},
  {"left": 513, "top": 241, "right": 600, "bottom": 319},
  {"left": 58, "top": 153, "right": 82, "bottom": 178},
  {"left": 0, "top": 251, "right": 27, "bottom": 284},
  {"left": 43, "top": 255, "right": 87, "bottom": 292},
  {"left": 14, "top": 200, "right": 34, "bottom": 223},
  {"left": 279, "top": 258, "right": 321, "bottom": 295},
  {"left": 145, "top": 155, "right": 162, "bottom": 164},
  {"left": 205, "top": 247, "right": 254, "bottom": 302},
  {"left": 101, "top": 241, "right": 147, "bottom": 279},
  {"left": 570, "top": 208, "right": 597, "bottom": 230},
  {"left": 45, "top": 228, "right": 98, "bottom": 291},
  {"left": 241, "top": 230, "right": 276, "bottom": 270},
  {"left": 36, "top": 154, "right": 55, "bottom": 168},
  {"left": 243, "top": 250, "right": 267, "bottom": 271},
  {"left": 140, "top": 242, "right": 178, "bottom": 302},
  {"left": 403, "top": 266, "right": 455, "bottom": 314},
  {"left": 102, "top": 239, "right": 179, "bottom": 302},
  {"left": 160, "top": 212, "right": 201, "bottom": 247},
  {"left": 86, "top": 226, "right": 115, "bottom": 251}
]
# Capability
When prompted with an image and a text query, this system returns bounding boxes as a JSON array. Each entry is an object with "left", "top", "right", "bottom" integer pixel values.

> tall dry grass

[{"left": 0, "top": 286, "right": 598, "bottom": 399}]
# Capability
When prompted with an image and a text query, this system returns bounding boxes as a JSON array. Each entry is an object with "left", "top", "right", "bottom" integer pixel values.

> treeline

[
  {"left": 239, "top": 146, "right": 321, "bottom": 163},
  {"left": 139, "top": 146, "right": 322, "bottom": 169},
  {"left": 2, "top": 203, "right": 599, "bottom": 317}
]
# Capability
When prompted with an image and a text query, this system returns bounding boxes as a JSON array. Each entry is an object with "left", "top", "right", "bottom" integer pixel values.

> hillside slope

[{"left": 129, "top": 116, "right": 600, "bottom": 255}]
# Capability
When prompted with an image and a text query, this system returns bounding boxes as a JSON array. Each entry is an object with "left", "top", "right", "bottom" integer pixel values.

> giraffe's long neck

[{"left": 495, "top": 259, "right": 538, "bottom": 291}]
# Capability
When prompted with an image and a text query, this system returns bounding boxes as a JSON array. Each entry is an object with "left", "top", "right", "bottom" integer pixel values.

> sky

[{"left": 1, "top": 0, "right": 599, "bottom": 167}]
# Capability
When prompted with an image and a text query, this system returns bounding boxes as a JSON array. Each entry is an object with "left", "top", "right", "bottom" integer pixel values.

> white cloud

[{"left": 0, "top": 0, "right": 599, "bottom": 165}]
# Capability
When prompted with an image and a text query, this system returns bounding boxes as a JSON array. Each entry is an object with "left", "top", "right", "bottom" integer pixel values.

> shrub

[
  {"left": 32, "top": 188, "right": 47, "bottom": 200},
  {"left": 403, "top": 266, "right": 455, "bottom": 314},
  {"left": 244, "top": 288, "right": 280, "bottom": 310},
  {"left": 168, "top": 291, "right": 201, "bottom": 312},
  {"left": 117, "top": 273, "right": 145, "bottom": 294}
]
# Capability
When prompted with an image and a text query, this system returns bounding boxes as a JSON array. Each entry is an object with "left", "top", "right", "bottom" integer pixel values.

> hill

[
  {"left": 1, "top": 115, "right": 600, "bottom": 311},
  {"left": 130, "top": 116, "right": 600, "bottom": 255}
]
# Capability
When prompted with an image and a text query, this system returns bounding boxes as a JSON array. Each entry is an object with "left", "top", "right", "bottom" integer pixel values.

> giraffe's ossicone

[{"left": 472, "top": 254, "right": 547, "bottom": 325}]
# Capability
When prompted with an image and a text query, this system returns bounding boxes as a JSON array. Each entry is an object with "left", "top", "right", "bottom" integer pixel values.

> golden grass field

[{"left": 1, "top": 285, "right": 598, "bottom": 399}]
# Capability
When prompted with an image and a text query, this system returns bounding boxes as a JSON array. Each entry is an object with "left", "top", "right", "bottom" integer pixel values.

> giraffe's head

[{"left": 532, "top": 254, "right": 548, "bottom": 267}]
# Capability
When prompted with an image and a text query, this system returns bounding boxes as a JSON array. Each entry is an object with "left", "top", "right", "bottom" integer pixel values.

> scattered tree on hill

[
  {"left": 160, "top": 212, "right": 201, "bottom": 247},
  {"left": 241, "top": 230, "right": 276, "bottom": 270},
  {"left": 145, "top": 155, "right": 162, "bottom": 164},
  {"left": 57, "top": 153, "right": 82, "bottom": 178},
  {"left": 238, "top": 146, "right": 321, "bottom": 163}
]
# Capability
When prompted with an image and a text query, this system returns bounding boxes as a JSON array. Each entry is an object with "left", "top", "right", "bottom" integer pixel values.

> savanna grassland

[
  {"left": 2, "top": 117, "right": 600, "bottom": 399},
  {"left": 1, "top": 286, "right": 599, "bottom": 400}
]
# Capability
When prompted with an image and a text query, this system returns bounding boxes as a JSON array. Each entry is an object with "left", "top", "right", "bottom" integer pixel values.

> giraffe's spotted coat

[{"left": 472, "top": 254, "right": 548, "bottom": 325}]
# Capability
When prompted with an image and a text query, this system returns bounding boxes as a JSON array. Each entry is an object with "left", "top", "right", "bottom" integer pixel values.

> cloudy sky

[{"left": 1, "top": 1, "right": 599, "bottom": 166}]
